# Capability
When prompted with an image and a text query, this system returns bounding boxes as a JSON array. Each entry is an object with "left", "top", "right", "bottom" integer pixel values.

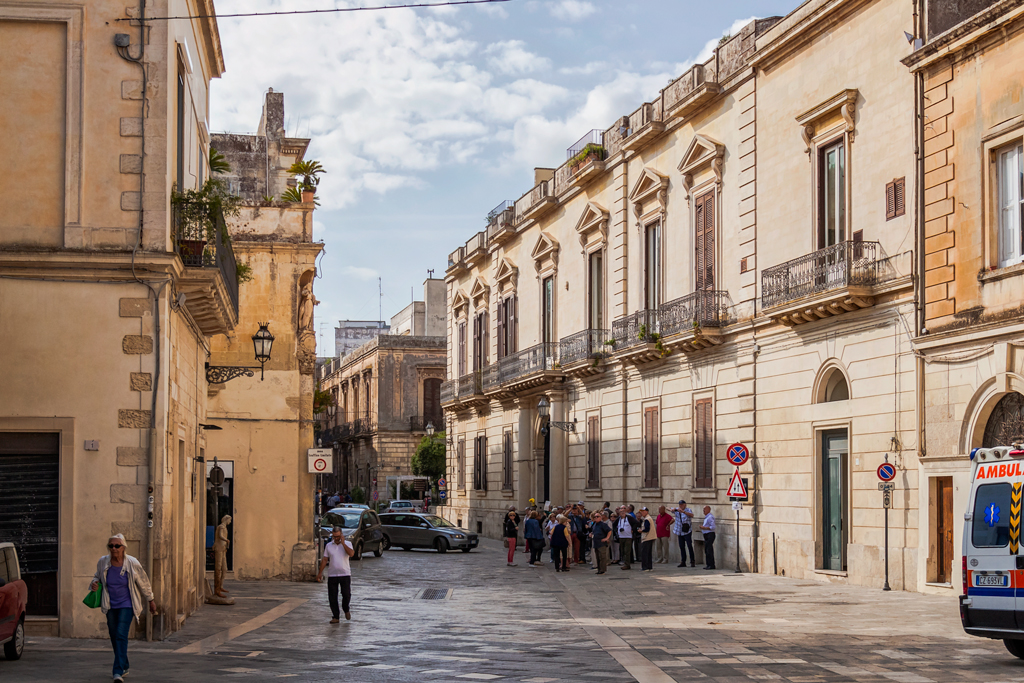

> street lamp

[
  {"left": 206, "top": 322, "right": 275, "bottom": 384},
  {"left": 537, "top": 396, "right": 576, "bottom": 433},
  {"left": 425, "top": 422, "right": 435, "bottom": 436}
]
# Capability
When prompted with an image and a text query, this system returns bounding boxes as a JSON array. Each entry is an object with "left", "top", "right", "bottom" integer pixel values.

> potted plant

[
  {"left": 171, "top": 178, "right": 241, "bottom": 260},
  {"left": 288, "top": 159, "right": 325, "bottom": 204},
  {"left": 568, "top": 143, "right": 605, "bottom": 174}
]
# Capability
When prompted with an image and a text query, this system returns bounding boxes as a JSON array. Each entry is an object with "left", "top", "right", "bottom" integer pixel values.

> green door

[{"left": 823, "top": 431, "right": 847, "bottom": 571}]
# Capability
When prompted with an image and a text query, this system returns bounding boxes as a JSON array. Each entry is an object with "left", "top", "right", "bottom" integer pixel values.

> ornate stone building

[
  {"left": 441, "top": 0, "right": 929, "bottom": 590},
  {"left": 903, "top": 0, "right": 1024, "bottom": 592},
  {"left": 320, "top": 280, "right": 446, "bottom": 501},
  {"left": 0, "top": 0, "right": 231, "bottom": 637},
  {"left": 207, "top": 90, "right": 323, "bottom": 581}
]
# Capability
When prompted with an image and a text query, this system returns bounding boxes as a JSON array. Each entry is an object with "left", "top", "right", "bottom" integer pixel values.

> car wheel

[
  {"left": 373, "top": 541, "right": 384, "bottom": 558},
  {"left": 434, "top": 537, "right": 448, "bottom": 554},
  {"left": 1005, "top": 639, "right": 1024, "bottom": 659},
  {"left": 461, "top": 548, "right": 471, "bottom": 553},
  {"left": 3, "top": 618, "right": 24, "bottom": 661},
  {"left": 353, "top": 542, "right": 363, "bottom": 561},
  {"left": 380, "top": 534, "right": 391, "bottom": 551}
]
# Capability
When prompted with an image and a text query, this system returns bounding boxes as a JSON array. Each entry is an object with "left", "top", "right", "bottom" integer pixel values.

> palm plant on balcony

[
  {"left": 567, "top": 143, "right": 605, "bottom": 173},
  {"left": 171, "top": 178, "right": 241, "bottom": 259}
]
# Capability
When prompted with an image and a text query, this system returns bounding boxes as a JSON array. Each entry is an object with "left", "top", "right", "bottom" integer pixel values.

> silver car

[{"left": 378, "top": 513, "right": 478, "bottom": 553}]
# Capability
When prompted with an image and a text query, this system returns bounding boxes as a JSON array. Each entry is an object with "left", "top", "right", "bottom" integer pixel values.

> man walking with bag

[{"left": 316, "top": 526, "right": 355, "bottom": 623}]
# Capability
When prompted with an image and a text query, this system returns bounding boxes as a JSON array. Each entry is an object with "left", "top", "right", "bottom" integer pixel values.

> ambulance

[{"left": 960, "top": 446, "right": 1024, "bottom": 658}]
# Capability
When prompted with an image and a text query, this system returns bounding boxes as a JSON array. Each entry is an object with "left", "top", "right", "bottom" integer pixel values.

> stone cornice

[{"left": 901, "top": 1, "right": 1024, "bottom": 71}]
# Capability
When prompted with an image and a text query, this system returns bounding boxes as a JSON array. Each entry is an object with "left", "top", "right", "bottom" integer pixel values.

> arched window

[
  {"left": 982, "top": 392, "right": 1024, "bottom": 447},
  {"left": 824, "top": 370, "right": 850, "bottom": 402}
]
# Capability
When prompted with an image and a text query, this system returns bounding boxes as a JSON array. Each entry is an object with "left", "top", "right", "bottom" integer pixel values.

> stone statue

[
  {"left": 209, "top": 515, "right": 235, "bottom": 605},
  {"left": 298, "top": 283, "right": 319, "bottom": 331}
]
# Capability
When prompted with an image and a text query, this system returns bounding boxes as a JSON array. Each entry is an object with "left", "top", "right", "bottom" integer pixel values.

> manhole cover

[{"left": 419, "top": 588, "right": 451, "bottom": 600}]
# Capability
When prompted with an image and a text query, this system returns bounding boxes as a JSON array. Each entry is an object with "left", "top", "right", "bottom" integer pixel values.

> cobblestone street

[{"left": 4, "top": 539, "right": 1021, "bottom": 682}]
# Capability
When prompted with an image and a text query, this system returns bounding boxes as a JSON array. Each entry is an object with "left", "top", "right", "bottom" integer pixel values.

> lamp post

[
  {"left": 425, "top": 422, "right": 435, "bottom": 436},
  {"left": 206, "top": 322, "right": 275, "bottom": 383}
]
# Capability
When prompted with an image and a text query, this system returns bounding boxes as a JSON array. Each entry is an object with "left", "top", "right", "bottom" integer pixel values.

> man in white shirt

[
  {"left": 616, "top": 506, "right": 637, "bottom": 570},
  {"left": 316, "top": 527, "right": 355, "bottom": 623},
  {"left": 700, "top": 506, "right": 716, "bottom": 570}
]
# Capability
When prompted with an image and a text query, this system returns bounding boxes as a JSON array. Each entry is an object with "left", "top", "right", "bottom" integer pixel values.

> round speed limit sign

[{"left": 312, "top": 457, "right": 328, "bottom": 472}]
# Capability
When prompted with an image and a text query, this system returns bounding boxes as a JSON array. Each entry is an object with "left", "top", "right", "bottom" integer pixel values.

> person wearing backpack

[{"left": 671, "top": 500, "right": 695, "bottom": 568}]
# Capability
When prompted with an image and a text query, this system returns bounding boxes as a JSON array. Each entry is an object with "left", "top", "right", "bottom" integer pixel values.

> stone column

[
  {"left": 293, "top": 330, "right": 318, "bottom": 580},
  {"left": 518, "top": 403, "right": 534, "bottom": 509}
]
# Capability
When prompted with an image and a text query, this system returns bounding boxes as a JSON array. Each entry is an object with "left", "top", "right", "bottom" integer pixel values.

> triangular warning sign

[{"left": 727, "top": 468, "right": 747, "bottom": 498}]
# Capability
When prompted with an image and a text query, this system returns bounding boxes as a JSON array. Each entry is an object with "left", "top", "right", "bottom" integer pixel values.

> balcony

[
  {"left": 565, "top": 129, "right": 606, "bottom": 188},
  {"left": 761, "top": 240, "right": 882, "bottom": 326},
  {"left": 517, "top": 179, "right": 557, "bottom": 222},
  {"left": 558, "top": 329, "right": 612, "bottom": 378},
  {"left": 174, "top": 204, "right": 239, "bottom": 336},
  {"left": 465, "top": 231, "right": 486, "bottom": 266},
  {"left": 660, "top": 290, "right": 732, "bottom": 353},
  {"left": 457, "top": 371, "right": 486, "bottom": 407},
  {"left": 663, "top": 63, "right": 721, "bottom": 120},
  {"left": 485, "top": 200, "right": 516, "bottom": 247},
  {"left": 611, "top": 309, "right": 664, "bottom": 364},
  {"left": 447, "top": 246, "right": 465, "bottom": 274},
  {"left": 487, "top": 342, "right": 562, "bottom": 393},
  {"left": 621, "top": 101, "right": 666, "bottom": 152},
  {"left": 440, "top": 378, "right": 458, "bottom": 407}
]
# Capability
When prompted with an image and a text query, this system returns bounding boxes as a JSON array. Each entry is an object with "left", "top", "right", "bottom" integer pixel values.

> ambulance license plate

[{"left": 976, "top": 574, "right": 1008, "bottom": 587}]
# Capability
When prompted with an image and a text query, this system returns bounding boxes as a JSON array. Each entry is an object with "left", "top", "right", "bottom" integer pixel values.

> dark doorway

[
  {"left": 936, "top": 477, "right": 954, "bottom": 584},
  {"left": 542, "top": 426, "right": 551, "bottom": 504},
  {"left": 822, "top": 430, "right": 848, "bottom": 571},
  {"left": 0, "top": 432, "right": 60, "bottom": 616},
  {"left": 205, "top": 463, "right": 233, "bottom": 572}
]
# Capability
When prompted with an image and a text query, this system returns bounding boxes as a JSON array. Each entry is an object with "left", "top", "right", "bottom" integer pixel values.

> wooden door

[
  {"left": 936, "top": 477, "right": 954, "bottom": 584},
  {"left": 822, "top": 431, "right": 848, "bottom": 571}
]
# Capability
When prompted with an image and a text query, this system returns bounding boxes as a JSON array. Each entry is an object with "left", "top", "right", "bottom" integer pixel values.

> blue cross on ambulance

[{"left": 960, "top": 445, "right": 1024, "bottom": 659}]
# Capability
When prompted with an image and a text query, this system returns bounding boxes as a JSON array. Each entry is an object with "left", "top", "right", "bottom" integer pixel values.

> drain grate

[
  {"left": 419, "top": 588, "right": 451, "bottom": 600},
  {"left": 623, "top": 610, "right": 657, "bottom": 616}
]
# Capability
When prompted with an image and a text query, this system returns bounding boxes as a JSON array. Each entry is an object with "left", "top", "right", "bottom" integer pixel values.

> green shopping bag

[{"left": 83, "top": 581, "right": 102, "bottom": 609}]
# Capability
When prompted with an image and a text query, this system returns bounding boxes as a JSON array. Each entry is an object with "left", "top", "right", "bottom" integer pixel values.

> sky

[{"left": 209, "top": 0, "right": 796, "bottom": 355}]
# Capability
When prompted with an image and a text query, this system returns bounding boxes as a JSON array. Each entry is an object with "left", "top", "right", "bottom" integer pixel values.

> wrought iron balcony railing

[
  {"left": 559, "top": 329, "right": 611, "bottom": 366},
  {"left": 497, "top": 342, "right": 559, "bottom": 385},
  {"left": 611, "top": 309, "right": 660, "bottom": 350},
  {"left": 567, "top": 129, "right": 605, "bottom": 160},
  {"left": 457, "top": 372, "right": 482, "bottom": 399},
  {"left": 660, "top": 290, "right": 730, "bottom": 336},
  {"left": 761, "top": 240, "right": 881, "bottom": 309},
  {"left": 441, "top": 378, "right": 457, "bottom": 404},
  {"left": 174, "top": 204, "right": 240, "bottom": 314}
]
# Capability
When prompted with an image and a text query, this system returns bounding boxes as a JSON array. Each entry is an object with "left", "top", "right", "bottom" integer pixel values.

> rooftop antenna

[
  {"left": 378, "top": 277, "right": 383, "bottom": 327},
  {"left": 427, "top": 269, "right": 434, "bottom": 279}
]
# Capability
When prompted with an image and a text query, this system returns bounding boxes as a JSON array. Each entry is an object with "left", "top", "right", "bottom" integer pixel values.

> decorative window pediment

[
  {"left": 575, "top": 201, "right": 609, "bottom": 248},
  {"left": 469, "top": 277, "right": 490, "bottom": 307},
  {"left": 531, "top": 232, "right": 560, "bottom": 272},
  {"left": 494, "top": 256, "right": 519, "bottom": 293},
  {"left": 452, "top": 289, "right": 469, "bottom": 317},
  {"left": 629, "top": 167, "right": 669, "bottom": 227},
  {"left": 796, "top": 88, "right": 858, "bottom": 151},
  {"left": 678, "top": 134, "right": 725, "bottom": 197}
]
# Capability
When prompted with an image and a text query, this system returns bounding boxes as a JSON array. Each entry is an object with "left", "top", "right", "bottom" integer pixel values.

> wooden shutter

[
  {"left": 472, "top": 314, "right": 481, "bottom": 371},
  {"left": 643, "top": 407, "right": 659, "bottom": 488},
  {"left": 695, "top": 191, "right": 715, "bottom": 291},
  {"left": 457, "top": 438, "right": 465, "bottom": 489},
  {"left": 695, "top": 399, "right": 713, "bottom": 488},
  {"left": 483, "top": 312, "right": 489, "bottom": 365},
  {"left": 511, "top": 296, "right": 518, "bottom": 353},
  {"left": 886, "top": 177, "right": 906, "bottom": 220},
  {"left": 423, "top": 378, "right": 440, "bottom": 425},
  {"left": 587, "top": 416, "right": 600, "bottom": 489},
  {"left": 497, "top": 299, "right": 505, "bottom": 360},
  {"left": 503, "top": 430, "right": 513, "bottom": 489},
  {"left": 457, "top": 323, "right": 466, "bottom": 376},
  {"left": 478, "top": 435, "right": 487, "bottom": 491}
]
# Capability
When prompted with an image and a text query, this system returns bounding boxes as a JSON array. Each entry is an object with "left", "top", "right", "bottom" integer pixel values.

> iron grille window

[
  {"left": 502, "top": 430, "right": 513, "bottom": 490},
  {"left": 643, "top": 407, "right": 660, "bottom": 488},
  {"left": 586, "top": 416, "right": 600, "bottom": 489},
  {"left": 694, "top": 399, "right": 713, "bottom": 489},
  {"left": 457, "top": 438, "right": 465, "bottom": 490}
]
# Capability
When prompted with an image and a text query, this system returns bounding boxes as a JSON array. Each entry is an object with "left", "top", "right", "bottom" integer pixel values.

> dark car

[
  {"left": 318, "top": 508, "right": 385, "bottom": 560},
  {"left": 378, "top": 513, "right": 478, "bottom": 553},
  {"left": 0, "top": 543, "right": 26, "bottom": 661}
]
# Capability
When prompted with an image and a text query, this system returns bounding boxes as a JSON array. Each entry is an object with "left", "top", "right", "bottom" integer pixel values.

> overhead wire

[{"left": 115, "top": 0, "right": 512, "bottom": 22}]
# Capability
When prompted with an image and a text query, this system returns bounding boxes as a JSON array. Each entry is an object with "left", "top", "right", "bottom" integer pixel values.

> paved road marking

[
  {"left": 539, "top": 570, "right": 675, "bottom": 683},
  {"left": 174, "top": 598, "right": 308, "bottom": 655}
]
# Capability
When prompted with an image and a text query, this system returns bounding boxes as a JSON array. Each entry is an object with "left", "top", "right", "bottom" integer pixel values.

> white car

[{"left": 384, "top": 500, "right": 423, "bottom": 513}]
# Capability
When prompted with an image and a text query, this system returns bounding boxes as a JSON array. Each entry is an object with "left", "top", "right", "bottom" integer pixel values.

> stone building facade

[
  {"left": 0, "top": 0, "right": 232, "bottom": 638},
  {"left": 207, "top": 90, "right": 323, "bottom": 581},
  {"left": 320, "top": 282, "right": 446, "bottom": 501},
  {"left": 902, "top": 0, "right": 1024, "bottom": 593},
  {"left": 441, "top": 0, "right": 930, "bottom": 590}
]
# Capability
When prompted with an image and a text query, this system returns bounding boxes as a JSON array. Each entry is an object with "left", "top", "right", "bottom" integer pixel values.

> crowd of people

[{"left": 501, "top": 499, "right": 717, "bottom": 573}]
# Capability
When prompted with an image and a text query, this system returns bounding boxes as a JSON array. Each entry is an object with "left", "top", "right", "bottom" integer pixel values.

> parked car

[
  {"left": 318, "top": 508, "right": 385, "bottom": 560},
  {"left": 378, "top": 513, "right": 478, "bottom": 553},
  {"left": 336, "top": 503, "right": 369, "bottom": 510},
  {"left": 384, "top": 499, "right": 423, "bottom": 513},
  {"left": 0, "top": 542, "right": 27, "bottom": 661}
]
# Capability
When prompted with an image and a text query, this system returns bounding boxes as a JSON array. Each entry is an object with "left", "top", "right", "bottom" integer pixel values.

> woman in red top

[{"left": 655, "top": 506, "right": 673, "bottom": 564}]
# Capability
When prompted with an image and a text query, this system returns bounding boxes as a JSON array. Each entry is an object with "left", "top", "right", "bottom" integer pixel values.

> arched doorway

[{"left": 982, "top": 392, "right": 1024, "bottom": 447}]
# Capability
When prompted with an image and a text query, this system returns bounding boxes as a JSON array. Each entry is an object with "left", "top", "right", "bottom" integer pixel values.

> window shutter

[
  {"left": 587, "top": 416, "right": 600, "bottom": 489},
  {"left": 511, "top": 296, "right": 518, "bottom": 354},
  {"left": 480, "top": 435, "right": 487, "bottom": 491},
  {"left": 695, "top": 191, "right": 715, "bottom": 291},
  {"left": 484, "top": 312, "right": 489, "bottom": 365},
  {"left": 497, "top": 299, "right": 505, "bottom": 360},
  {"left": 695, "top": 399, "right": 713, "bottom": 488},
  {"left": 643, "top": 407, "right": 659, "bottom": 488},
  {"left": 894, "top": 177, "right": 905, "bottom": 217},
  {"left": 886, "top": 178, "right": 905, "bottom": 221},
  {"left": 457, "top": 438, "right": 465, "bottom": 489}
]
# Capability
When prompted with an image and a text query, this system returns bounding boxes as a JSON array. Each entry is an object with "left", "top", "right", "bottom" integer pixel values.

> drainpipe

[{"left": 914, "top": 55, "right": 927, "bottom": 462}]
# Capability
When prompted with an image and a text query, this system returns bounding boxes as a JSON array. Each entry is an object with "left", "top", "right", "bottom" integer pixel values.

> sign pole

[
  {"left": 735, "top": 504, "right": 741, "bottom": 573},
  {"left": 877, "top": 457, "right": 896, "bottom": 592},
  {"left": 884, "top": 500, "right": 891, "bottom": 591}
]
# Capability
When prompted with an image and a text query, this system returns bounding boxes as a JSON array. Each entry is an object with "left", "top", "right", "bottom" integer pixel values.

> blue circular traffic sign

[
  {"left": 727, "top": 443, "right": 749, "bottom": 466},
  {"left": 877, "top": 463, "right": 896, "bottom": 482}
]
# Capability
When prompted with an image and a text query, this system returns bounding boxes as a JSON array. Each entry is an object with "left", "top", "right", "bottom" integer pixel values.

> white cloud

[
  {"left": 485, "top": 40, "right": 551, "bottom": 75},
  {"left": 343, "top": 266, "right": 380, "bottom": 281},
  {"left": 548, "top": 0, "right": 596, "bottom": 21}
]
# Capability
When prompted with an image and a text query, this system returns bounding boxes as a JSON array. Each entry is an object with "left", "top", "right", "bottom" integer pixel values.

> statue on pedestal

[{"left": 206, "top": 515, "right": 235, "bottom": 606}]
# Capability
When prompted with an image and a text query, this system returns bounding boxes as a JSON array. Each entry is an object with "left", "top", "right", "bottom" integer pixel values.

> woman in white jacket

[{"left": 89, "top": 534, "right": 157, "bottom": 682}]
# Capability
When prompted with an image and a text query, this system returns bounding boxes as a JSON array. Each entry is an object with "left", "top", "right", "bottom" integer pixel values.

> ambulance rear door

[{"left": 966, "top": 460, "right": 1018, "bottom": 631}]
